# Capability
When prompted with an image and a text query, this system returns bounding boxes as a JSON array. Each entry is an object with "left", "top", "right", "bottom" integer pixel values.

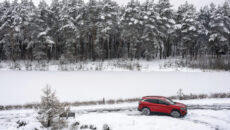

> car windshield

[{"left": 166, "top": 98, "right": 175, "bottom": 105}]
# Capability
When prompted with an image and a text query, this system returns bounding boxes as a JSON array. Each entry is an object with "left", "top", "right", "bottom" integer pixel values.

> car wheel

[
  {"left": 170, "top": 110, "right": 181, "bottom": 118},
  {"left": 141, "top": 108, "right": 151, "bottom": 115}
]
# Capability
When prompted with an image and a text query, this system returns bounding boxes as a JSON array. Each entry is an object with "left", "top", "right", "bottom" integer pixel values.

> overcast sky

[{"left": 0, "top": 0, "right": 227, "bottom": 9}]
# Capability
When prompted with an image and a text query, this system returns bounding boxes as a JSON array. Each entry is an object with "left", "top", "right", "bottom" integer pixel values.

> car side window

[
  {"left": 158, "top": 99, "right": 169, "bottom": 105},
  {"left": 145, "top": 99, "right": 159, "bottom": 104}
]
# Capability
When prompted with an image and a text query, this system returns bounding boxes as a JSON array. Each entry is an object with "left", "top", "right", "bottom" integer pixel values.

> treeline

[{"left": 0, "top": 0, "right": 229, "bottom": 62}]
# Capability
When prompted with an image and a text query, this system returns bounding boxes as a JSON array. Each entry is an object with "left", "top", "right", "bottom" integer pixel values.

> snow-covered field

[
  {"left": 0, "top": 98, "right": 230, "bottom": 130},
  {"left": 0, "top": 71, "right": 230, "bottom": 105},
  {"left": 0, "top": 59, "right": 230, "bottom": 129}
]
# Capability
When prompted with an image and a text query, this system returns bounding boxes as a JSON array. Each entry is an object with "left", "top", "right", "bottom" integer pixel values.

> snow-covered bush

[
  {"left": 16, "top": 120, "right": 27, "bottom": 128},
  {"left": 70, "top": 121, "right": 80, "bottom": 130},
  {"left": 9, "top": 62, "right": 21, "bottom": 70},
  {"left": 35, "top": 61, "right": 48, "bottom": 71},
  {"left": 102, "top": 124, "right": 110, "bottom": 130},
  {"left": 79, "top": 124, "right": 96, "bottom": 130},
  {"left": 25, "top": 61, "right": 32, "bottom": 71},
  {"left": 173, "top": 56, "right": 230, "bottom": 71}
]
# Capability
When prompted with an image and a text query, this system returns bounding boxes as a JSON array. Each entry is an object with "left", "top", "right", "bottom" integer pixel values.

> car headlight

[{"left": 180, "top": 107, "right": 186, "bottom": 110}]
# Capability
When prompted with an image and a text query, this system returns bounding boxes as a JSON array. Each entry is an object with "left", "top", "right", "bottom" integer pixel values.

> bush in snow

[
  {"left": 95, "top": 62, "right": 103, "bottom": 71},
  {"left": 210, "top": 93, "right": 230, "bottom": 98},
  {"left": 37, "top": 85, "right": 69, "bottom": 130},
  {"left": 35, "top": 61, "right": 48, "bottom": 71},
  {"left": 25, "top": 61, "right": 32, "bottom": 71},
  {"left": 9, "top": 62, "right": 21, "bottom": 70},
  {"left": 16, "top": 120, "right": 27, "bottom": 128},
  {"left": 0, "top": 105, "right": 4, "bottom": 110},
  {"left": 89, "top": 125, "right": 97, "bottom": 130},
  {"left": 102, "top": 124, "right": 110, "bottom": 130},
  {"left": 80, "top": 124, "right": 88, "bottom": 129},
  {"left": 79, "top": 124, "right": 96, "bottom": 130},
  {"left": 70, "top": 121, "right": 80, "bottom": 130},
  {"left": 106, "top": 100, "right": 115, "bottom": 104}
]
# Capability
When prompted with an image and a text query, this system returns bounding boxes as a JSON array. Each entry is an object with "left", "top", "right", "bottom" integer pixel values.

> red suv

[{"left": 138, "top": 96, "right": 187, "bottom": 117}]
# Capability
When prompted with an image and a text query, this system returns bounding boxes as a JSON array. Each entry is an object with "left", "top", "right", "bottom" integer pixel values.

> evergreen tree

[
  {"left": 155, "top": 0, "right": 175, "bottom": 58},
  {"left": 0, "top": 0, "right": 229, "bottom": 61},
  {"left": 37, "top": 85, "right": 69, "bottom": 129},
  {"left": 141, "top": 0, "right": 158, "bottom": 59},
  {"left": 209, "top": 3, "right": 229, "bottom": 56},
  {"left": 58, "top": 0, "right": 79, "bottom": 62},
  {"left": 120, "top": 0, "right": 142, "bottom": 59},
  {"left": 176, "top": 2, "right": 205, "bottom": 59},
  {"left": 98, "top": 0, "right": 119, "bottom": 59}
]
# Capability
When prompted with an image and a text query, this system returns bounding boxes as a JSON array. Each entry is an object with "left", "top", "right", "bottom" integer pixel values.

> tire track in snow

[
  {"left": 182, "top": 112, "right": 230, "bottom": 130},
  {"left": 183, "top": 118, "right": 221, "bottom": 130}
]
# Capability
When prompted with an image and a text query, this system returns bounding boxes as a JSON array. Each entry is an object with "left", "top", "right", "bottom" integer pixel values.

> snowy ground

[
  {"left": 0, "top": 98, "right": 230, "bottom": 130},
  {"left": 0, "top": 59, "right": 229, "bottom": 129},
  {"left": 0, "top": 71, "right": 230, "bottom": 105}
]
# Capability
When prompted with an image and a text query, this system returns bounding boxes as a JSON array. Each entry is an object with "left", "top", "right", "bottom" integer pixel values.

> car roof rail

[{"left": 142, "top": 96, "right": 166, "bottom": 98}]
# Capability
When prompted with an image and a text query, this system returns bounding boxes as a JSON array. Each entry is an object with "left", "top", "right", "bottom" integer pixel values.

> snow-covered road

[
  {"left": 0, "top": 108, "right": 230, "bottom": 130},
  {"left": 0, "top": 99, "right": 230, "bottom": 130}
]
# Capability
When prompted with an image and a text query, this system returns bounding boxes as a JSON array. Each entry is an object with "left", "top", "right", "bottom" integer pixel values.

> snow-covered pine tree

[
  {"left": 83, "top": 0, "right": 102, "bottom": 60},
  {"left": 175, "top": 2, "right": 205, "bottom": 59},
  {"left": 208, "top": 3, "right": 229, "bottom": 56},
  {"left": 0, "top": 0, "right": 21, "bottom": 62},
  {"left": 221, "top": 1, "right": 230, "bottom": 47},
  {"left": 37, "top": 85, "right": 69, "bottom": 130},
  {"left": 98, "top": 0, "right": 119, "bottom": 59},
  {"left": 34, "top": 28, "right": 54, "bottom": 61},
  {"left": 120, "top": 0, "right": 142, "bottom": 59},
  {"left": 73, "top": 0, "right": 86, "bottom": 60},
  {"left": 49, "top": 0, "right": 62, "bottom": 60},
  {"left": 198, "top": 5, "right": 211, "bottom": 55},
  {"left": 0, "top": 0, "right": 229, "bottom": 61},
  {"left": 58, "top": 0, "right": 79, "bottom": 62},
  {"left": 141, "top": 0, "right": 158, "bottom": 59},
  {"left": 155, "top": 0, "right": 175, "bottom": 58}
]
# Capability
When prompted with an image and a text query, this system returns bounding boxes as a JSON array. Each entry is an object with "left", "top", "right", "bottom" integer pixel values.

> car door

[
  {"left": 156, "top": 99, "right": 171, "bottom": 114},
  {"left": 144, "top": 99, "right": 159, "bottom": 112}
]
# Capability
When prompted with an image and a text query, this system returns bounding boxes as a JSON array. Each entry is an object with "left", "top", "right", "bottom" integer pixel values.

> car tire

[
  {"left": 141, "top": 108, "right": 151, "bottom": 115},
  {"left": 170, "top": 110, "right": 181, "bottom": 118}
]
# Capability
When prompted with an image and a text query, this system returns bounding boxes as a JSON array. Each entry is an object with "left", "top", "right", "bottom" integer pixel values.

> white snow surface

[
  {"left": 0, "top": 99, "right": 230, "bottom": 130},
  {"left": 74, "top": 109, "right": 230, "bottom": 130},
  {"left": 0, "top": 70, "right": 230, "bottom": 105}
]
